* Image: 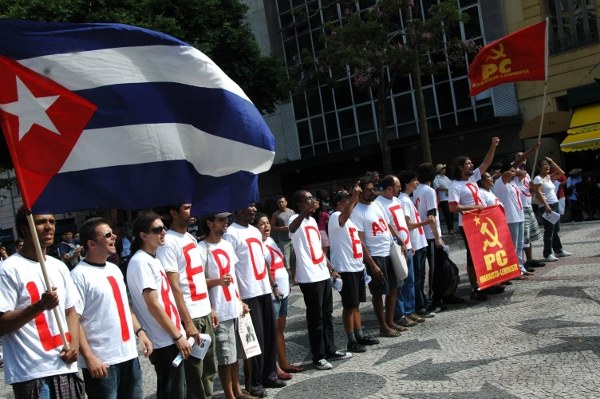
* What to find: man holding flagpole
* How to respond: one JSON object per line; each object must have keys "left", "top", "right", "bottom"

{"left": 0, "top": 207, "right": 84, "bottom": 398}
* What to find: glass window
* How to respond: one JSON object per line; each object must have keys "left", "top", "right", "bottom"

{"left": 452, "top": 78, "right": 471, "bottom": 110}
{"left": 334, "top": 81, "right": 353, "bottom": 109}
{"left": 297, "top": 33, "right": 312, "bottom": 53}
{"left": 436, "top": 81, "right": 454, "bottom": 115}
{"left": 301, "top": 146, "right": 314, "bottom": 158}
{"left": 328, "top": 139, "right": 341, "bottom": 152}
{"left": 338, "top": 108, "right": 357, "bottom": 136}
{"left": 297, "top": 120, "right": 312, "bottom": 146}
{"left": 283, "top": 38, "right": 298, "bottom": 65}
{"left": 342, "top": 135, "right": 359, "bottom": 149}
{"left": 278, "top": 0, "right": 291, "bottom": 13}
{"left": 292, "top": 92, "right": 308, "bottom": 119}
{"left": 462, "top": 6, "right": 482, "bottom": 39}
{"left": 360, "top": 131, "right": 378, "bottom": 145}
{"left": 423, "top": 87, "right": 437, "bottom": 117}
{"left": 306, "top": 87, "right": 322, "bottom": 116}
{"left": 311, "top": 116, "right": 326, "bottom": 142}
{"left": 353, "top": 86, "right": 371, "bottom": 105}
{"left": 321, "top": 86, "right": 335, "bottom": 112}
{"left": 324, "top": 112, "right": 340, "bottom": 140}
{"left": 314, "top": 143, "right": 329, "bottom": 156}
{"left": 394, "top": 93, "right": 415, "bottom": 123}
{"left": 356, "top": 104, "right": 375, "bottom": 132}
{"left": 545, "top": 0, "right": 599, "bottom": 53}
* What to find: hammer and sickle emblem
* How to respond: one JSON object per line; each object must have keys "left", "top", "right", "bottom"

{"left": 480, "top": 217, "right": 503, "bottom": 252}
{"left": 485, "top": 43, "right": 506, "bottom": 61}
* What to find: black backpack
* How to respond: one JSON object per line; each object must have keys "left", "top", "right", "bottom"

{"left": 433, "top": 246, "right": 460, "bottom": 297}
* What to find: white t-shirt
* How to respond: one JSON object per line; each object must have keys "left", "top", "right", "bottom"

{"left": 126, "top": 250, "right": 183, "bottom": 349}
{"left": 157, "top": 230, "right": 212, "bottom": 319}
{"left": 449, "top": 168, "right": 483, "bottom": 226}
{"left": 328, "top": 211, "right": 365, "bottom": 273}
{"left": 399, "top": 193, "right": 428, "bottom": 251}
{"left": 480, "top": 189, "right": 501, "bottom": 207}
{"left": 263, "top": 237, "right": 290, "bottom": 298}
{"left": 71, "top": 260, "right": 138, "bottom": 368}
{"left": 533, "top": 175, "right": 558, "bottom": 204}
{"left": 199, "top": 240, "right": 241, "bottom": 323}
{"left": 0, "top": 254, "right": 79, "bottom": 384}
{"left": 375, "top": 196, "right": 412, "bottom": 250}
{"left": 350, "top": 201, "right": 393, "bottom": 257}
{"left": 288, "top": 215, "right": 330, "bottom": 283}
{"left": 412, "top": 184, "right": 442, "bottom": 240}
{"left": 514, "top": 171, "right": 533, "bottom": 208}
{"left": 433, "top": 174, "right": 452, "bottom": 202}
{"left": 223, "top": 223, "right": 271, "bottom": 299}
{"left": 493, "top": 178, "right": 524, "bottom": 223}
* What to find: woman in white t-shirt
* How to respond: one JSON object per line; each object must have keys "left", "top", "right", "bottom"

{"left": 254, "top": 214, "right": 304, "bottom": 380}
{"left": 533, "top": 157, "right": 570, "bottom": 262}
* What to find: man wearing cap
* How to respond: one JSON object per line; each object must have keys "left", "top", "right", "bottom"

{"left": 329, "top": 185, "right": 380, "bottom": 353}
{"left": 433, "top": 164, "right": 454, "bottom": 235}
{"left": 157, "top": 204, "right": 217, "bottom": 399}
{"left": 224, "top": 205, "right": 283, "bottom": 397}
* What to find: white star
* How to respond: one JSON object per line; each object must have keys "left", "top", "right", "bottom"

{"left": 0, "top": 76, "right": 60, "bottom": 141}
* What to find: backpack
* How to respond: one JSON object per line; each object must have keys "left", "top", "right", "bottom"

{"left": 432, "top": 246, "right": 460, "bottom": 297}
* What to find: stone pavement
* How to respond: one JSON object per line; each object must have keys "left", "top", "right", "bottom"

{"left": 1, "top": 220, "right": 599, "bottom": 398}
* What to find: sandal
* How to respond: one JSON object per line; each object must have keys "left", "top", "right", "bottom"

{"left": 281, "top": 364, "right": 305, "bottom": 373}
{"left": 380, "top": 330, "right": 401, "bottom": 338}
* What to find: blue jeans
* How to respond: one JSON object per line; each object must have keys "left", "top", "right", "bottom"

{"left": 396, "top": 250, "right": 415, "bottom": 318}
{"left": 82, "top": 357, "right": 143, "bottom": 399}
{"left": 507, "top": 222, "right": 526, "bottom": 273}
{"left": 540, "top": 203, "right": 563, "bottom": 257}
{"left": 149, "top": 344, "right": 186, "bottom": 399}
{"left": 413, "top": 248, "right": 428, "bottom": 313}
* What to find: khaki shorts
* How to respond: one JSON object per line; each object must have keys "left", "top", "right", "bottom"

{"left": 214, "top": 318, "right": 244, "bottom": 365}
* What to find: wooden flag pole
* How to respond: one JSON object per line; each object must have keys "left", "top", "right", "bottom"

{"left": 530, "top": 17, "right": 550, "bottom": 177}
{"left": 25, "top": 213, "right": 69, "bottom": 349}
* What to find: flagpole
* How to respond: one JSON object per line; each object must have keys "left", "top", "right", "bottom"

{"left": 530, "top": 18, "right": 549, "bottom": 176}
{"left": 25, "top": 213, "right": 69, "bottom": 348}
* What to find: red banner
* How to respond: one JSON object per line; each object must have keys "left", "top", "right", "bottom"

{"left": 462, "top": 205, "right": 521, "bottom": 290}
{"left": 468, "top": 20, "right": 547, "bottom": 96}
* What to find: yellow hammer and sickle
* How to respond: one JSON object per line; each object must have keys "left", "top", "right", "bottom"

{"left": 480, "top": 217, "right": 503, "bottom": 252}
{"left": 485, "top": 43, "right": 506, "bottom": 62}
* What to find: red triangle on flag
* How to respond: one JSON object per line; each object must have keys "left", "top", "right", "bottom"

{"left": 0, "top": 56, "right": 97, "bottom": 209}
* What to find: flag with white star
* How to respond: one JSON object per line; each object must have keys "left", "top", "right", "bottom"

{"left": 0, "top": 19, "right": 275, "bottom": 214}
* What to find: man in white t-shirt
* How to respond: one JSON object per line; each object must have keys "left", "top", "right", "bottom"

{"left": 290, "top": 190, "right": 351, "bottom": 370}
{"left": 224, "top": 205, "right": 283, "bottom": 397}
{"left": 449, "top": 137, "right": 500, "bottom": 301}
{"left": 399, "top": 171, "right": 435, "bottom": 319}
{"left": 433, "top": 164, "right": 455, "bottom": 235}
{"left": 157, "top": 204, "right": 217, "bottom": 399}
{"left": 0, "top": 208, "right": 84, "bottom": 398}
{"left": 72, "top": 217, "right": 153, "bottom": 398}
{"left": 351, "top": 177, "right": 404, "bottom": 338}
{"left": 329, "top": 185, "right": 380, "bottom": 354}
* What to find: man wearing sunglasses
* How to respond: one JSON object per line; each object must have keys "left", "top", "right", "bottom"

{"left": 71, "top": 217, "right": 153, "bottom": 398}
{"left": 157, "top": 204, "right": 217, "bottom": 399}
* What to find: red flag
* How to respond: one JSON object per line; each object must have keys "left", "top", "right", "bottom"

{"left": 462, "top": 205, "right": 521, "bottom": 290}
{"left": 468, "top": 20, "right": 547, "bottom": 96}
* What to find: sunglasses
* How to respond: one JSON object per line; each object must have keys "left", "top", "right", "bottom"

{"left": 95, "top": 231, "right": 114, "bottom": 239}
{"left": 149, "top": 225, "right": 167, "bottom": 234}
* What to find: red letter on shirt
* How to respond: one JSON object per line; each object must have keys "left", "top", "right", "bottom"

{"left": 212, "top": 248, "right": 237, "bottom": 302}
{"left": 26, "top": 282, "right": 71, "bottom": 351}
{"left": 107, "top": 276, "right": 131, "bottom": 342}
{"left": 246, "top": 237, "right": 267, "bottom": 280}
{"left": 305, "top": 225, "right": 325, "bottom": 264}
{"left": 160, "top": 270, "right": 181, "bottom": 328}
{"left": 348, "top": 227, "right": 363, "bottom": 259}
{"left": 183, "top": 243, "right": 208, "bottom": 302}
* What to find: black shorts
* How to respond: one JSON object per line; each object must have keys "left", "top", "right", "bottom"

{"left": 366, "top": 256, "right": 397, "bottom": 296}
{"left": 339, "top": 271, "right": 366, "bottom": 308}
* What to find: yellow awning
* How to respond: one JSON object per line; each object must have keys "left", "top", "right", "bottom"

{"left": 561, "top": 104, "right": 600, "bottom": 152}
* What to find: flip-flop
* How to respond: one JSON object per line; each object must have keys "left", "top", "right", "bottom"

{"left": 391, "top": 324, "right": 408, "bottom": 332}
{"left": 380, "top": 330, "right": 401, "bottom": 338}
{"left": 281, "top": 364, "right": 305, "bottom": 373}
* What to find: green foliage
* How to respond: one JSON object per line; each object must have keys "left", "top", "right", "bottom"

{"left": 0, "top": 0, "right": 288, "bottom": 168}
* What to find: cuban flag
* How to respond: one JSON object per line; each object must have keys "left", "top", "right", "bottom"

{"left": 0, "top": 19, "right": 275, "bottom": 215}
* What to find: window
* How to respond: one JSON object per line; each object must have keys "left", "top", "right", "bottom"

{"left": 545, "top": 0, "right": 599, "bottom": 53}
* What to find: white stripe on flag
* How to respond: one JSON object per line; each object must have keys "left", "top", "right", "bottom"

{"left": 19, "top": 45, "right": 249, "bottom": 101}
{"left": 61, "top": 123, "right": 275, "bottom": 176}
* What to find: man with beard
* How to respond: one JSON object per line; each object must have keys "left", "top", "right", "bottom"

{"left": 157, "top": 204, "right": 217, "bottom": 399}
{"left": 224, "top": 205, "right": 283, "bottom": 398}
{"left": 449, "top": 137, "right": 500, "bottom": 301}
{"left": 351, "top": 177, "right": 403, "bottom": 338}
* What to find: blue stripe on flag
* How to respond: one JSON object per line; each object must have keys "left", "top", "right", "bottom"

{"left": 0, "top": 19, "right": 185, "bottom": 60}
{"left": 32, "top": 161, "right": 260, "bottom": 215}
{"left": 81, "top": 83, "right": 274, "bottom": 150}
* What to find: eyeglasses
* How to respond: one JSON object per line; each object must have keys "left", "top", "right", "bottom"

{"left": 148, "top": 226, "right": 167, "bottom": 234}
{"left": 95, "top": 231, "right": 114, "bottom": 240}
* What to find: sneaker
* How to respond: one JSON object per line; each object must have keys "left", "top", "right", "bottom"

{"left": 313, "top": 358, "right": 332, "bottom": 370}
{"left": 544, "top": 254, "right": 559, "bottom": 262}
{"left": 555, "top": 250, "right": 572, "bottom": 257}
{"left": 397, "top": 316, "right": 417, "bottom": 327}
{"left": 416, "top": 311, "right": 435, "bottom": 318}
{"left": 248, "top": 386, "right": 267, "bottom": 398}
{"left": 357, "top": 336, "right": 380, "bottom": 346}
{"left": 408, "top": 313, "right": 426, "bottom": 322}
{"left": 347, "top": 342, "right": 367, "bottom": 353}
{"left": 327, "top": 351, "right": 352, "bottom": 361}
{"left": 529, "top": 260, "right": 546, "bottom": 267}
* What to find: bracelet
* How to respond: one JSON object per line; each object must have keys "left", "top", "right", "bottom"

{"left": 134, "top": 327, "right": 146, "bottom": 337}
{"left": 174, "top": 334, "right": 183, "bottom": 341}
{"left": 272, "top": 283, "right": 278, "bottom": 288}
